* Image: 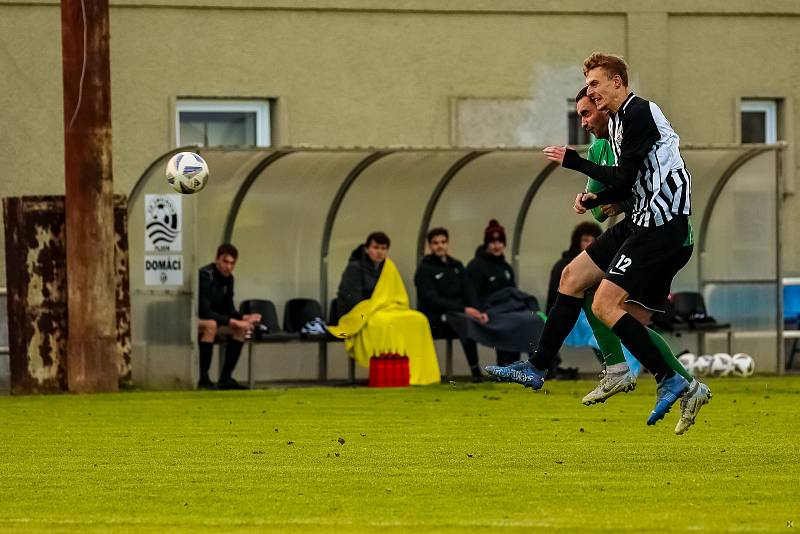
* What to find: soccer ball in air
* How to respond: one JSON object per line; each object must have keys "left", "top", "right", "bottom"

{"left": 731, "top": 353, "right": 755, "bottom": 377}
{"left": 166, "top": 152, "right": 208, "bottom": 194}
{"left": 710, "top": 353, "right": 734, "bottom": 377}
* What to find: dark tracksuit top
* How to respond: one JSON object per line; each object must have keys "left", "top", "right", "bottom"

{"left": 414, "top": 253, "right": 479, "bottom": 325}
{"left": 336, "top": 245, "right": 384, "bottom": 316}
{"left": 466, "top": 245, "right": 516, "bottom": 309}
{"left": 198, "top": 263, "right": 242, "bottom": 326}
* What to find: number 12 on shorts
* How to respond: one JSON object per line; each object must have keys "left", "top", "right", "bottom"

{"left": 614, "top": 254, "right": 632, "bottom": 273}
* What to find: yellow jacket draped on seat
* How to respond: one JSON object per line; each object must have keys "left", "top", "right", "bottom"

{"left": 327, "top": 258, "right": 441, "bottom": 385}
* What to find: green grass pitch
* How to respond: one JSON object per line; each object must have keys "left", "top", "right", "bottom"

{"left": 1, "top": 377, "right": 798, "bottom": 532}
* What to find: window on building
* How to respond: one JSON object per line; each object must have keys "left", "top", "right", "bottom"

{"left": 741, "top": 100, "right": 777, "bottom": 144}
{"left": 176, "top": 99, "right": 272, "bottom": 147}
{"left": 567, "top": 100, "right": 592, "bottom": 146}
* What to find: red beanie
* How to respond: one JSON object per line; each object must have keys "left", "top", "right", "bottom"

{"left": 484, "top": 219, "right": 506, "bottom": 245}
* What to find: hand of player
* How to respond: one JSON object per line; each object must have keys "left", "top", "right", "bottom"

{"left": 601, "top": 203, "right": 622, "bottom": 217}
{"left": 574, "top": 192, "right": 596, "bottom": 214}
{"left": 230, "top": 318, "right": 253, "bottom": 331}
{"left": 242, "top": 313, "right": 262, "bottom": 324}
{"left": 543, "top": 146, "right": 568, "bottom": 165}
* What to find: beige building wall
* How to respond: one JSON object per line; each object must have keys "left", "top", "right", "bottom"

{"left": 1, "top": 1, "right": 799, "bottom": 288}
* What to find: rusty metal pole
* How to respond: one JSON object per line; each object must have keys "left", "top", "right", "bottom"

{"left": 61, "top": 0, "right": 118, "bottom": 392}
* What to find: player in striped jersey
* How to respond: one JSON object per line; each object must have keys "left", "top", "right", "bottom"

{"left": 487, "top": 53, "right": 710, "bottom": 432}
{"left": 572, "top": 85, "right": 709, "bottom": 434}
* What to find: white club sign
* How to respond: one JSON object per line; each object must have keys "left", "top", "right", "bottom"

{"left": 144, "top": 194, "right": 183, "bottom": 286}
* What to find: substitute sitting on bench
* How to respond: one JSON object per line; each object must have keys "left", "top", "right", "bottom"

{"left": 197, "top": 243, "right": 261, "bottom": 390}
{"left": 328, "top": 232, "right": 440, "bottom": 385}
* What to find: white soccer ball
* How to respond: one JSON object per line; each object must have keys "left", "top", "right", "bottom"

{"left": 710, "top": 353, "right": 734, "bottom": 377}
{"left": 678, "top": 353, "right": 696, "bottom": 373}
{"left": 731, "top": 353, "right": 755, "bottom": 377}
{"left": 693, "top": 354, "right": 713, "bottom": 376}
{"left": 166, "top": 152, "right": 208, "bottom": 194}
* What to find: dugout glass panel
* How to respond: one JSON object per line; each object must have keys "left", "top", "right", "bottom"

{"left": 425, "top": 151, "right": 549, "bottom": 300}
{"left": 704, "top": 282, "right": 778, "bottom": 372}
{"left": 675, "top": 149, "right": 747, "bottom": 289}
{"left": 128, "top": 148, "right": 268, "bottom": 386}
{"left": 515, "top": 163, "right": 591, "bottom": 303}
{"left": 230, "top": 150, "right": 368, "bottom": 312}
{"left": 700, "top": 151, "right": 777, "bottom": 282}
{"left": 325, "top": 151, "right": 466, "bottom": 309}
{"left": 227, "top": 150, "right": 374, "bottom": 382}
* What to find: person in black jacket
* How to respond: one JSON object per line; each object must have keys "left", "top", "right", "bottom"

{"left": 197, "top": 243, "right": 261, "bottom": 390}
{"left": 466, "top": 219, "right": 520, "bottom": 366}
{"left": 546, "top": 222, "right": 602, "bottom": 313}
{"left": 415, "top": 227, "right": 488, "bottom": 382}
{"left": 336, "top": 231, "right": 390, "bottom": 316}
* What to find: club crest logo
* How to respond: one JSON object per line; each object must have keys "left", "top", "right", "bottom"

{"left": 145, "top": 194, "right": 182, "bottom": 252}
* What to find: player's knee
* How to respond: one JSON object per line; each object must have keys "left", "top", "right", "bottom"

{"left": 623, "top": 302, "right": 652, "bottom": 326}
{"left": 591, "top": 297, "right": 618, "bottom": 327}
{"left": 199, "top": 321, "right": 217, "bottom": 338}
{"left": 558, "top": 264, "right": 579, "bottom": 295}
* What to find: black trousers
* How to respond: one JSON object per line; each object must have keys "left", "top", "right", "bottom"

{"left": 430, "top": 320, "right": 480, "bottom": 370}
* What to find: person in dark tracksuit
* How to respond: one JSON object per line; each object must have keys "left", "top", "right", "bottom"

{"left": 415, "top": 227, "right": 488, "bottom": 382}
{"left": 336, "top": 231, "right": 390, "bottom": 317}
{"left": 466, "top": 219, "right": 520, "bottom": 367}
{"left": 197, "top": 243, "right": 261, "bottom": 390}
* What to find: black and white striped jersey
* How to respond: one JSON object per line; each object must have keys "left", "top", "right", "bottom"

{"left": 562, "top": 92, "right": 691, "bottom": 227}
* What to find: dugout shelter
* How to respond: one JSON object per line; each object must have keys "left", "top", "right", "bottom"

{"left": 128, "top": 145, "right": 785, "bottom": 388}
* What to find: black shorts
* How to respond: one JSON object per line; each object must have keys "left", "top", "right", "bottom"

{"left": 585, "top": 216, "right": 693, "bottom": 313}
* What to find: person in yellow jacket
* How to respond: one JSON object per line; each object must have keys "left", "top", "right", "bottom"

{"left": 328, "top": 233, "right": 441, "bottom": 385}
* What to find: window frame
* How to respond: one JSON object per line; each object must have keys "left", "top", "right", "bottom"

{"left": 567, "top": 99, "right": 593, "bottom": 146}
{"left": 740, "top": 99, "right": 777, "bottom": 144}
{"left": 175, "top": 99, "right": 271, "bottom": 147}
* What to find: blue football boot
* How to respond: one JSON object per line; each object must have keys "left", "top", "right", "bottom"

{"left": 484, "top": 360, "right": 546, "bottom": 390}
{"left": 647, "top": 373, "right": 690, "bottom": 426}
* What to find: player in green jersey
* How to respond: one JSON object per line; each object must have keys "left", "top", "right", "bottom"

{"left": 573, "top": 86, "right": 707, "bottom": 434}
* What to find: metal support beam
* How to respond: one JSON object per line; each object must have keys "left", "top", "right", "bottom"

{"left": 511, "top": 162, "right": 558, "bottom": 273}
{"left": 319, "top": 151, "right": 393, "bottom": 314}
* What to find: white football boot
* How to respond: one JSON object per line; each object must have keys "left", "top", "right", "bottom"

{"left": 582, "top": 369, "right": 637, "bottom": 405}
{"left": 675, "top": 379, "right": 712, "bottom": 435}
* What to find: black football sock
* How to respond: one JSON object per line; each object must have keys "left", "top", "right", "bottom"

{"left": 611, "top": 313, "right": 674, "bottom": 383}
{"left": 529, "top": 292, "right": 584, "bottom": 371}
{"left": 199, "top": 342, "right": 214, "bottom": 379}
{"left": 220, "top": 340, "right": 243, "bottom": 381}
{"left": 496, "top": 350, "right": 519, "bottom": 367}
{"left": 462, "top": 339, "right": 480, "bottom": 369}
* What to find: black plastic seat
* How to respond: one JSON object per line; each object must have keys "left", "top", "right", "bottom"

{"left": 653, "top": 291, "right": 733, "bottom": 355}
{"left": 671, "top": 292, "right": 731, "bottom": 331}
{"left": 239, "top": 299, "right": 299, "bottom": 342}
{"left": 284, "top": 298, "right": 327, "bottom": 340}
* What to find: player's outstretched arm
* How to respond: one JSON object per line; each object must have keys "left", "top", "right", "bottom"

{"left": 580, "top": 187, "right": 633, "bottom": 209}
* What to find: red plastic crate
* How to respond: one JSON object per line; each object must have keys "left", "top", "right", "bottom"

{"left": 369, "top": 354, "right": 410, "bottom": 387}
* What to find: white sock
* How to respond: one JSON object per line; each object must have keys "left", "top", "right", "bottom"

{"left": 606, "top": 362, "right": 630, "bottom": 374}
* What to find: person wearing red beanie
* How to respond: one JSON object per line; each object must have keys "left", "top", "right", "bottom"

{"left": 467, "top": 219, "right": 519, "bottom": 366}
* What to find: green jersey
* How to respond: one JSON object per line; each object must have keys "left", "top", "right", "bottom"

{"left": 584, "top": 138, "right": 693, "bottom": 246}
{"left": 585, "top": 139, "right": 630, "bottom": 222}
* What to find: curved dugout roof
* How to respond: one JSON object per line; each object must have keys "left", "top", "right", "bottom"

{"left": 128, "top": 144, "right": 786, "bottom": 371}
